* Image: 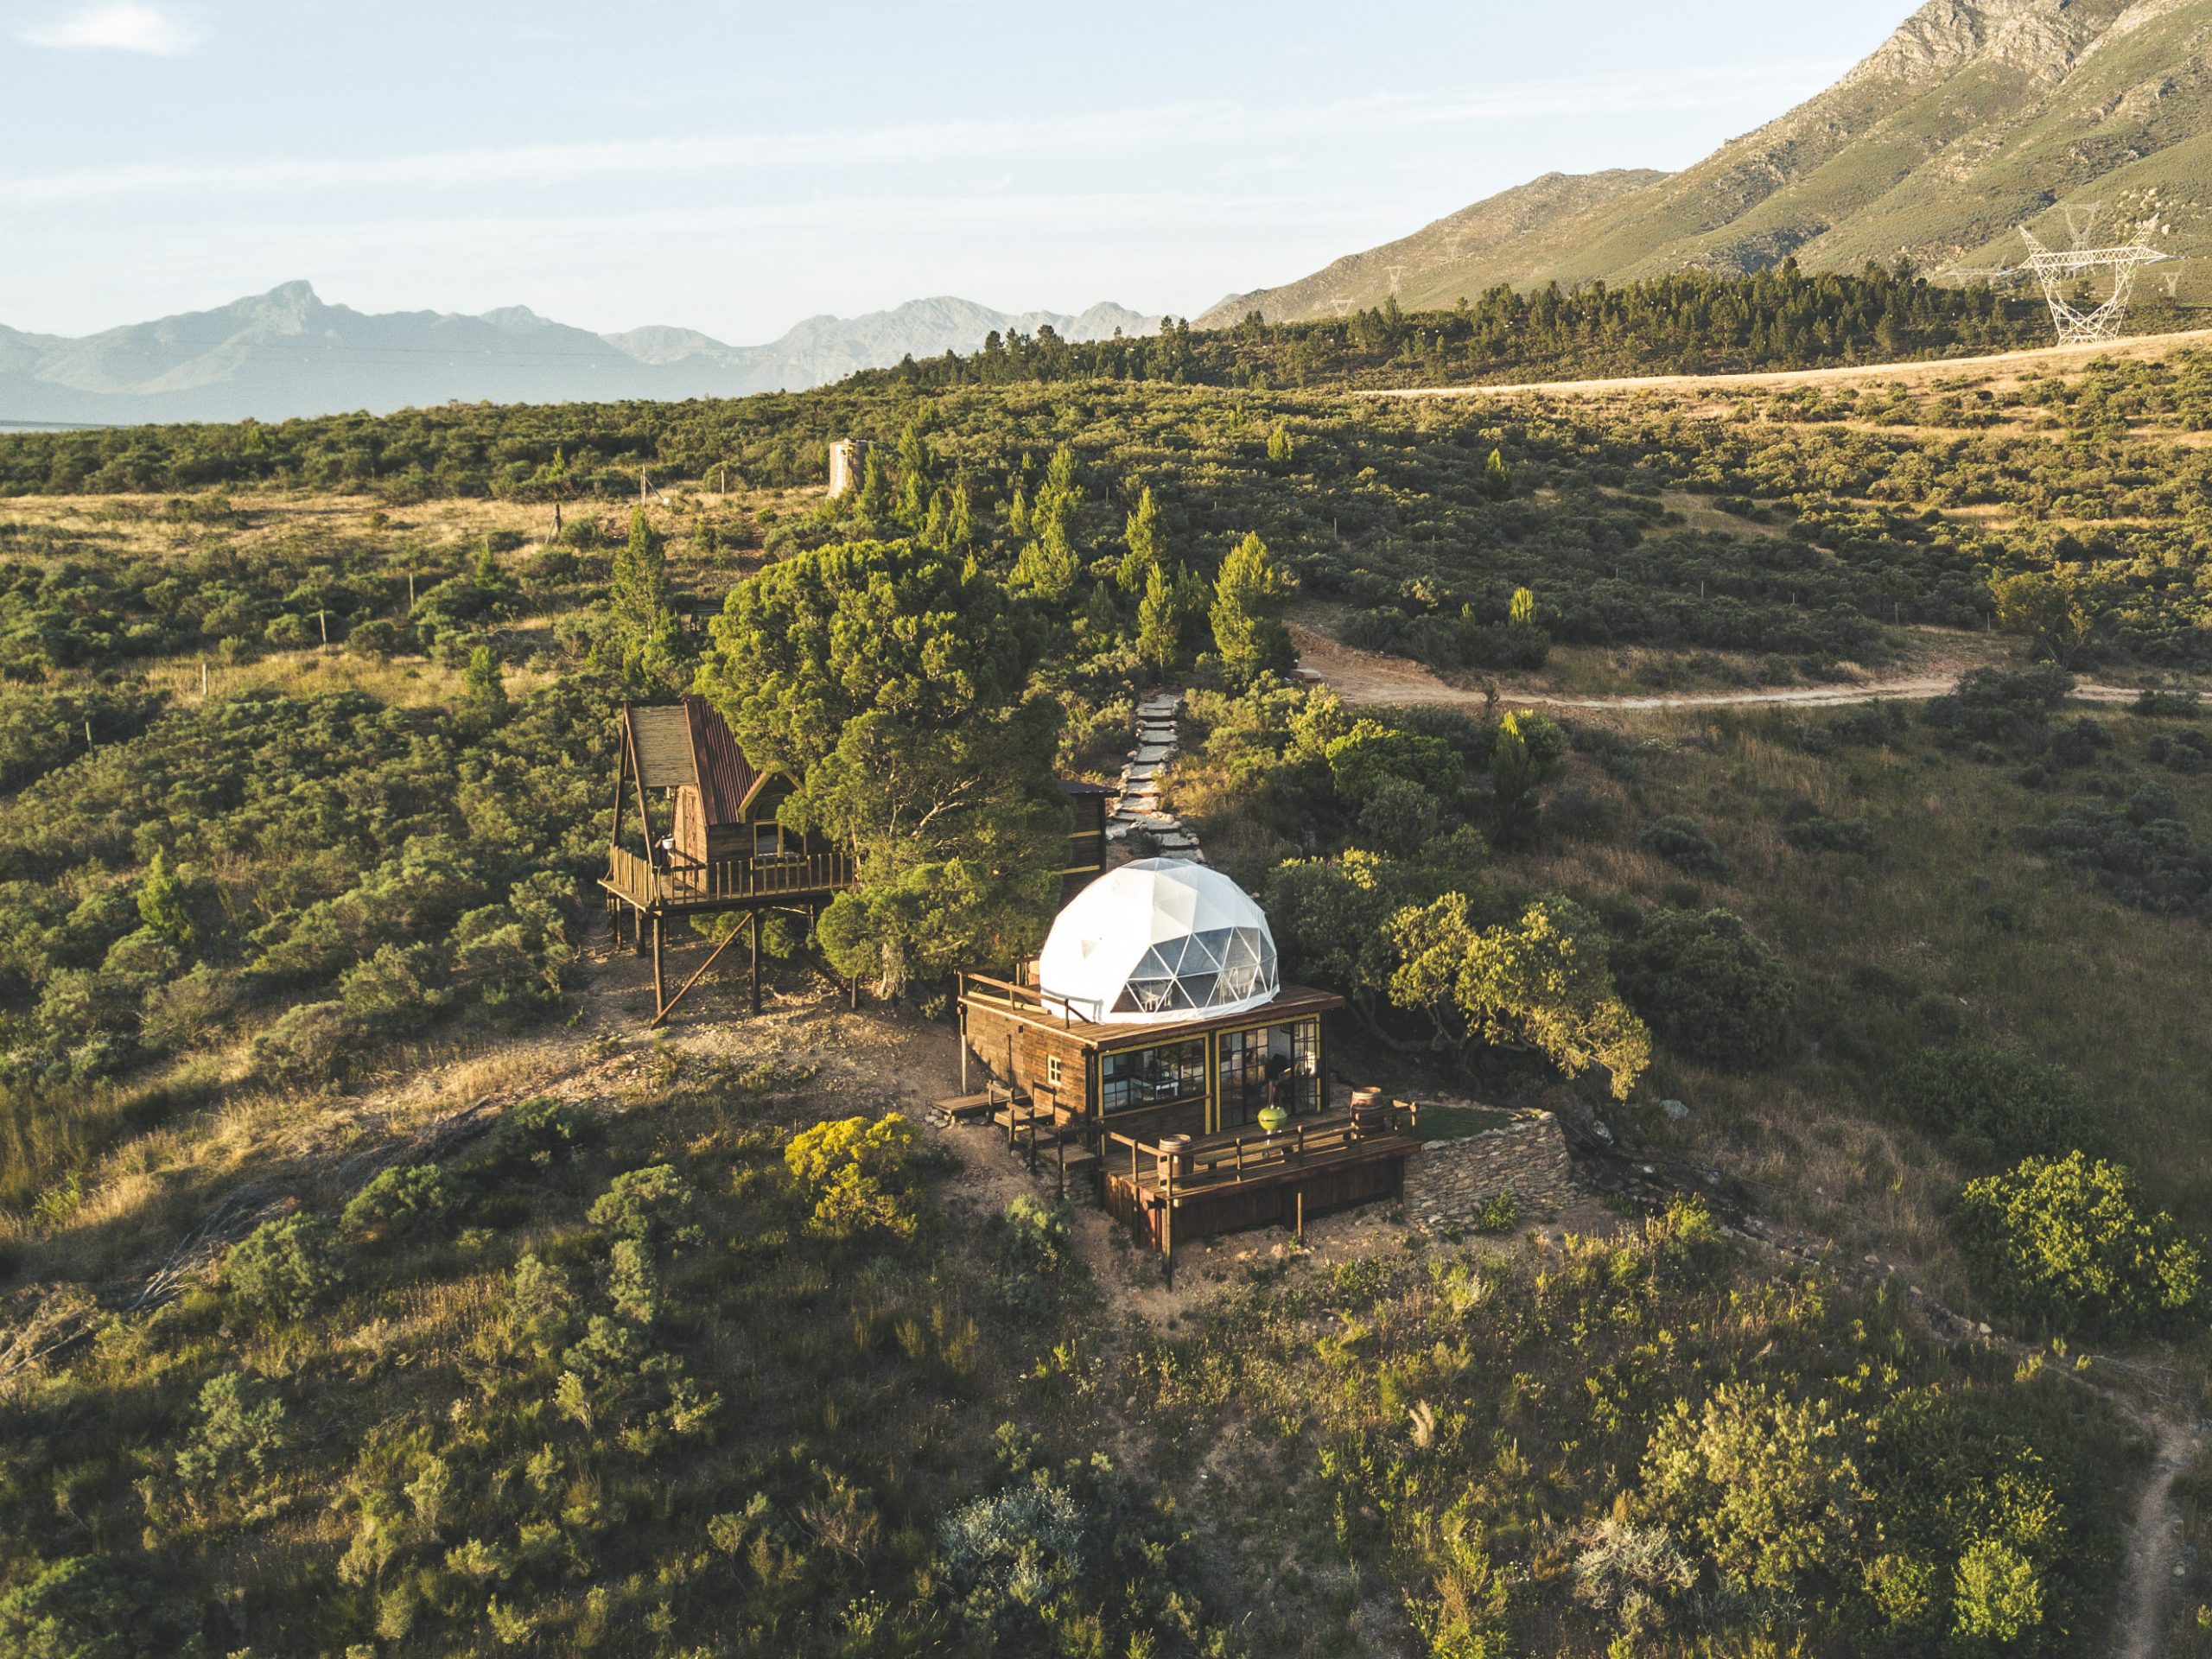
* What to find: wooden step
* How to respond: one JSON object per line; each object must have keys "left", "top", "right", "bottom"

{"left": 932, "top": 1091, "right": 999, "bottom": 1122}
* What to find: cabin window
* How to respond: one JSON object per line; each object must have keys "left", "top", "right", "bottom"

{"left": 1217, "top": 1020, "right": 1319, "bottom": 1128}
{"left": 1100, "top": 1039, "right": 1207, "bottom": 1114}
{"left": 753, "top": 823, "right": 781, "bottom": 858}
{"left": 1046, "top": 1055, "right": 1062, "bottom": 1089}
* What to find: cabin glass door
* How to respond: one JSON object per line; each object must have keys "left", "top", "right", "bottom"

{"left": 1217, "top": 1020, "right": 1320, "bottom": 1128}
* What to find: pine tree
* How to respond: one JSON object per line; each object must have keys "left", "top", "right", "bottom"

{"left": 1510, "top": 587, "right": 1537, "bottom": 629}
{"left": 1267, "top": 422, "right": 1294, "bottom": 467}
{"left": 1137, "top": 561, "right": 1182, "bottom": 674}
{"left": 855, "top": 454, "right": 890, "bottom": 520}
{"left": 463, "top": 645, "right": 508, "bottom": 717}
{"left": 1209, "top": 531, "right": 1294, "bottom": 683}
{"left": 608, "top": 508, "right": 680, "bottom": 691}
{"left": 1119, "top": 486, "right": 1164, "bottom": 594}
{"left": 1484, "top": 449, "right": 1514, "bottom": 502}
{"left": 137, "top": 848, "right": 195, "bottom": 946}
{"left": 1080, "top": 581, "right": 1120, "bottom": 643}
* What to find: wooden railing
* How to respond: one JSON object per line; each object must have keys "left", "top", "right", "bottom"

{"left": 604, "top": 844, "right": 855, "bottom": 910}
{"left": 1102, "top": 1100, "right": 1420, "bottom": 1199}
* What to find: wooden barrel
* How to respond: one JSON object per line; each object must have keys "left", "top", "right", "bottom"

{"left": 1351, "top": 1096, "right": 1389, "bottom": 1138}
{"left": 1155, "top": 1135, "right": 1192, "bottom": 1182}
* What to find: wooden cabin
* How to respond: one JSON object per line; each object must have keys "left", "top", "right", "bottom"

{"left": 954, "top": 860, "right": 1420, "bottom": 1265}
{"left": 601, "top": 699, "right": 1109, "bottom": 1024}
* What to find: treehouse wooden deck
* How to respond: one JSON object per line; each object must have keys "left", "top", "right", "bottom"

{"left": 1103, "top": 1106, "right": 1422, "bottom": 1274}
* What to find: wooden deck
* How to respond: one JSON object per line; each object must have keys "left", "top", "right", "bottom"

{"left": 1102, "top": 1105, "right": 1422, "bottom": 1262}
{"left": 601, "top": 843, "right": 855, "bottom": 914}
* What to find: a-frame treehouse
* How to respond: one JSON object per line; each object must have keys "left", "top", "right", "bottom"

{"left": 600, "top": 697, "right": 1112, "bottom": 1026}
{"left": 601, "top": 698, "right": 854, "bottom": 1023}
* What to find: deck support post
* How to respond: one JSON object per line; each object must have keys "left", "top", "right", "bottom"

{"left": 749, "top": 911, "right": 761, "bottom": 1015}
{"left": 651, "top": 916, "right": 664, "bottom": 1010}
{"left": 1294, "top": 1189, "right": 1305, "bottom": 1243}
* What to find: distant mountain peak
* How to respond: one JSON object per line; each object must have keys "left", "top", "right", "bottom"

{"left": 0, "top": 289, "right": 1160, "bottom": 424}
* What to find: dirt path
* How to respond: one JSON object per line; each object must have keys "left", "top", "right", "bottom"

{"left": 2114, "top": 1410, "right": 2198, "bottom": 1659}
{"left": 1287, "top": 621, "right": 2143, "bottom": 713}
{"left": 1357, "top": 326, "right": 2212, "bottom": 402}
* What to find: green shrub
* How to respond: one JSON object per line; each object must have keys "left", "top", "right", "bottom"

{"left": 1637, "top": 817, "right": 1727, "bottom": 879}
{"left": 587, "top": 1164, "right": 693, "bottom": 1243}
{"left": 1889, "top": 1044, "right": 2101, "bottom": 1165}
{"left": 1952, "top": 1151, "right": 2206, "bottom": 1336}
{"left": 1782, "top": 815, "right": 1876, "bottom": 856}
{"left": 175, "top": 1372, "right": 290, "bottom": 1495}
{"left": 342, "top": 1164, "right": 458, "bottom": 1239}
{"left": 224, "top": 1213, "right": 342, "bottom": 1320}
{"left": 0, "top": 1556, "right": 183, "bottom": 1659}
{"left": 1614, "top": 908, "right": 1793, "bottom": 1067}
{"left": 485, "top": 1095, "right": 592, "bottom": 1167}
{"left": 1639, "top": 1382, "right": 1864, "bottom": 1597}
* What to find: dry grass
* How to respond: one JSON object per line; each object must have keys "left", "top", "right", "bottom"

{"left": 1528, "top": 709, "right": 2212, "bottom": 1248}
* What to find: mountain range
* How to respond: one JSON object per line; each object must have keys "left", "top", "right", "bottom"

{"left": 0, "top": 286, "right": 1160, "bottom": 426}
{"left": 1202, "top": 0, "right": 2212, "bottom": 324}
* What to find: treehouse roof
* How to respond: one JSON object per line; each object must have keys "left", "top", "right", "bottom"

{"left": 1036, "top": 858, "right": 1281, "bottom": 1027}
{"left": 623, "top": 698, "right": 766, "bottom": 826}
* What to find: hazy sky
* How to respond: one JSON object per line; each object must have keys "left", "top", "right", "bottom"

{"left": 1, "top": 0, "right": 1920, "bottom": 341}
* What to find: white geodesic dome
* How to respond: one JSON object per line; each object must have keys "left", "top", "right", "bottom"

{"left": 1037, "top": 858, "right": 1280, "bottom": 1026}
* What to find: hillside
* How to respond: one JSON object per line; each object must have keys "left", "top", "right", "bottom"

{"left": 7, "top": 340, "right": 2212, "bottom": 1652}
{"left": 1195, "top": 168, "right": 1665, "bottom": 328}
{"left": 0, "top": 285, "right": 1160, "bottom": 425}
{"left": 1215, "top": 0, "right": 2212, "bottom": 321}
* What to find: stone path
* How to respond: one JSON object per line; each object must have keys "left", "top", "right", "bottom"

{"left": 1107, "top": 690, "right": 1204, "bottom": 862}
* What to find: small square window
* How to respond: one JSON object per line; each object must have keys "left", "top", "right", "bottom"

{"left": 753, "top": 823, "right": 780, "bottom": 857}
{"left": 1047, "top": 1055, "right": 1063, "bottom": 1088}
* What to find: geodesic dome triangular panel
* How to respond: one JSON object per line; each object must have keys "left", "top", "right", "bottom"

{"left": 1036, "top": 858, "right": 1281, "bottom": 1026}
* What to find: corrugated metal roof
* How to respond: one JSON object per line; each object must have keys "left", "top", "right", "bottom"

{"left": 682, "top": 696, "right": 762, "bottom": 825}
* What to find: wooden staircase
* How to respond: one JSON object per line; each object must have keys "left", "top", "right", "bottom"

{"left": 934, "top": 1085, "right": 1099, "bottom": 1201}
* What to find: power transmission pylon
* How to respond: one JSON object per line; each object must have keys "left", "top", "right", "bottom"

{"left": 1384, "top": 264, "right": 1408, "bottom": 297}
{"left": 1327, "top": 297, "right": 1356, "bottom": 318}
{"left": 2161, "top": 258, "right": 2189, "bottom": 300}
{"left": 2018, "top": 215, "right": 2168, "bottom": 346}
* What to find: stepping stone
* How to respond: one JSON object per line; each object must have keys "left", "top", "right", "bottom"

{"left": 1134, "top": 745, "right": 1173, "bottom": 765}
{"left": 1124, "top": 763, "right": 1160, "bottom": 782}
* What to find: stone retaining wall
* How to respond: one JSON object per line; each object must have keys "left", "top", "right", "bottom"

{"left": 1404, "top": 1110, "right": 1580, "bottom": 1229}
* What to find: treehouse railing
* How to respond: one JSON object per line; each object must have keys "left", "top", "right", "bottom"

{"left": 604, "top": 844, "right": 855, "bottom": 910}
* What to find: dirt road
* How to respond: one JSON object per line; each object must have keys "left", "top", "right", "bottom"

{"left": 1358, "top": 326, "right": 2212, "bottom": 402}
{"left": 1288, "top": 622, "right": 2141, "bottom": 713}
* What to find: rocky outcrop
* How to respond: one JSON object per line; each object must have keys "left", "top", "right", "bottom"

{"left": 1404, "top": 1110, "right": 1580, "bottom": 1230}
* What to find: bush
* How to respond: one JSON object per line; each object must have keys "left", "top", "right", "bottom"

{"left": 1923, "top": 666, "right": 2074, "bottom": 751}
{"left": 346, "top": 616, "right": 410, "bottom": 658}
{"left": 1639, "top": 1382, "right": 1864, "bottom": 1598}
{"left": 1889, "top": 1044, "right": 2101, "bottom": 1166}
{"left": 587, "top": 1164, "right": 693, "bottom": 1243}
{"left": 175, "top": 1371, "right": 290, "bottom": 1495}
{"left": 247, "top": 1000, "right": 369, "bottom": 1085}
{"left": 1782, "top": 815, "right": 1877, "bottom": 856}
{"left": 1614, "top": 908, "right": 1793, "bottom": 1067}
{"left": 342, "top": 1163, "right": 458, "bottom": 1239}
{"left": 0, "top": 1556, "right": 184, "bottom": 1659}
{"left": 785, "top": 1114, "right": 918, "bottom": 1241}
{"left": 1638, "top": 817, "right": 1728, "bottom": 879}
{"left": 1952, "top": 1151, "right": 2206, "bottom": 1336}
{"left": 486, "top": 1095, "right": 592, "bottom": 1167}
{"left": 224, "top": 1213, "right": 342, "bottom": 1320}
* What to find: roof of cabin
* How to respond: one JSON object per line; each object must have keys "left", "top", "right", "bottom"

{"left": 684, "top": 697, "right": 763, "bottom": 825}
{"left": 625, "top": 699, "right": 766, "bottom": 826}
